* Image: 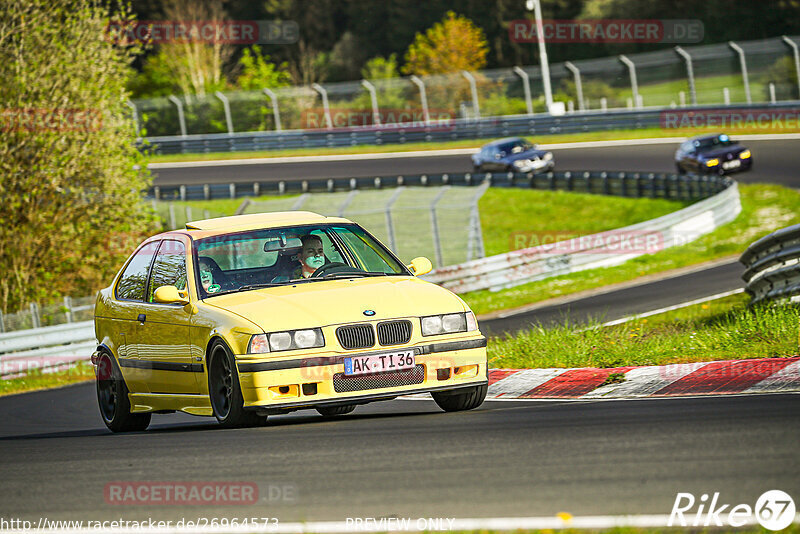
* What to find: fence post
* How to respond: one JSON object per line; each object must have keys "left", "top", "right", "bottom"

{"left": 674, "top": 46, "right": 697, "bottom": 106}
{"left": 429, "top": 187, "right": 450, "bottom": 268}
{"left": 126, "top": 99, "right": 141, "bottom": 138}
{"left": 723, "top": 87, "right": 730, "bottom": 105}
{"left": 167, "top": 95, "right": 188, "bottom": 137}
{"left": 512, "top": 66, "right": 533, "bottom": 115}
{"left": 384, "top": 187, "right": 405, "bottom": 252}
{"left": 64, "top": 296, "right": 73, "bottom": 323}
{"left": 409, "top": 75, "right": 430, "bottom": 124}
{"left": 361, "top": 80, "right": 381, "bottom": 125}
{"left": 782, "top": 36, "right": 800, "bottom": 99}
{"left": 214, "top": 91, "right": 235, "bottom": 134}
{"left": 769, "top": 82, "right": 776, "bottom": 103}
{"left": 168, "top": 203, "right": 176, "bottom": 229}
{"left": 619, "top": 55, "right": 640, "bottom": 109}
{"left": 461, "top": 71, "right": 481, "bottom": 119}
{"left": 564, "top": 61, "right": 584, "bottom": 111}
{"left": 262, "top": 88, "right": 282, "bottom": 131}
{"left": 30, "top": 303, "right": 40, "bottom": 329}
{"left": 728, "top": 41, "right": 751, "bottom": 104}
{"left": 311, "top": 83, "right": 333, "bottom": 129}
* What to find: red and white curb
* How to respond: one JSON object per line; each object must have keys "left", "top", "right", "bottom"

{"left": 486, "top": 357, "right": 800, "bottom": 399}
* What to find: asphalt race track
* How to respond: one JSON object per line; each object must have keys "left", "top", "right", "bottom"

{"left": 151, "top": 138, "right": 800, "bottom": 188}
{"left": 1, "top": 384, "right": 798, "bottom": 522}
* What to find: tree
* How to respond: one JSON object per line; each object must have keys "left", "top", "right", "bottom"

{"left": 236, "top": 46, "right": 292, "bottom": 90}
{"left": 402, "top": 11, "right": 489, "bottom": 75}
{"left": 0, "top": 0, "right": 155, "bottom": 312}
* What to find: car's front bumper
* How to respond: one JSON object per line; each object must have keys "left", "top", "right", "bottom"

{"left": 236, "top": 337, "right": 488, "bottom": 412}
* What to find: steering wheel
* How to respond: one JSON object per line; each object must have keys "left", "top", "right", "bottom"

{"left": 310, "top": 262, "right": 354, "bottom": 278}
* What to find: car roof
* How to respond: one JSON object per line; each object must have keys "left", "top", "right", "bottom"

{"left": 687, "top": 133, "right": 726, "bottom": 141}
{"left": 483, "top": 137, "right": 526, "bottom": 147}
{"left": 152, "top": 211, "right": 354, "bottom": 240}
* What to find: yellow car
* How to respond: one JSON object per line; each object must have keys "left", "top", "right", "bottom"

{"left": 92, "top": 211, "right": 488, "bottom": 432}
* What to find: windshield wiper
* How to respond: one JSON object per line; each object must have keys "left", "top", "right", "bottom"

{"left": 236, "top": 283, "right": 285, "bottom": 291}
{"left": 320, "top": 272, "right": 392, "bottom": 279}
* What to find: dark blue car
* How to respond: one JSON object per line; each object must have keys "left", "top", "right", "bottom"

{"left": 674, "top": 133, "right": 752, "bottom": 175}
{"left": 471, "top": 137, "right": 555, "bottom": 174}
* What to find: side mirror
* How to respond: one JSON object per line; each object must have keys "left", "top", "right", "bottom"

{"left": 153, "top": 285, "right": 190, "bottom": 305}
{"left": 407, "top": 257, "right": 432, "bottom": 276}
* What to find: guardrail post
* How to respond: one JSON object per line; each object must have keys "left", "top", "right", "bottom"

{"left": 262, "top": 88, "right": 282, "bottom": 131}
{"left": 728, "top": 41, "right": 751, "bottom": 104}
{"left": 674, "top": 46, "right": 698, "bottom": 106}
{"left": 619, "top": 55, "right": 640, "bottom": 109}
{"left": 723, "top": 87, "right": 731, "bottom": 105}
{"left": 429, "top": 187, "right": 450, "bottom": 268}
{"left": 214, "top": 91, "right": 235, "bottom": 135}
{"left": 619, "top": 172, "right": 627, "bottom": 196}
{"left": 203, "top": 184, "right": 210, "bottom": 200}
{"left": 679, "top": 91, "right": 686, "bottom": 107}
{"left": 154, "top": 186, "right": 161, "bottom": 200}
{"left": 769, "top": 82, "right": 776, "bottom": 103}
{"left": 179, "top": 185, "right": 186, "bottom": 201}
{"left": 512, "top": 66, "right": 533, "bottom": 115}
{"left": 30, "top": 303, "right": 40, "bottom": 329}
{"left": 564, "top": 61, "right": 584, "bottom": 111}
{"left": 600, "top": 97, "right": 607, "bottom": 111}
{"left": 126, "top": 99, "right": 141, "bottom": 138}
{"left": 167, "top": 95, "right": 188, "bottom": 137}
{"left": 384, "top": 187, "right": 405, "bottom": 252}
{"left": 229, "top": 183, "right": 236, "bottom": 199}
{"left": 461, "top": 71, "right": 481, "bottom": 120}
{"left": 361, "top": 80, "right": 381, "bottom": 125}
{"left": 409, "top": 75, "right": 430, "bottom": 125}
{"left": 311, "top": 83, "right": 333, "bottom": 129}
{"left": 782, "top": 36, "right": 800, "bottom": 99}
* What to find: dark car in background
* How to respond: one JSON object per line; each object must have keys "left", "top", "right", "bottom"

{"left": 472, "top": 137, "right": 555, "bottom": 174}
{"left": 674, "top": 133, "right": 752, "bottom": 175}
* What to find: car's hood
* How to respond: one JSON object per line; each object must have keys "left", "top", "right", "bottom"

{"left": 699, "top": 145, "right": 744, "bottom": 159}
{"left": 203, "top": 276, "right": 467, "bottom": 332}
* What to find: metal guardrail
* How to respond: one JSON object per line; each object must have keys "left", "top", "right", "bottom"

{"left": 740, "top": 224, "right": 800, "bottom": 305}
{"left": 142, "top": 101, "right": 800, "bottom": 155}
{"left": 422, "top": 178, "right": 740, "bottom": 293}
{"left": 0, "top": 321, "right": 95, "bottom": 378}
{"left": 151, "top": 168, "right": 731, "bottom": 201}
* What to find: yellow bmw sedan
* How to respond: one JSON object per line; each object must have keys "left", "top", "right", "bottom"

{"left": 92, "top": 211, "right": 488, "bottom": 432}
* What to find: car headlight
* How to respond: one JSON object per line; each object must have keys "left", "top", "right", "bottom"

{"left": 739, "top": 149, "right": 751, "bottom": 159}
{"left": 248, "top": 328, "right": 325, "bottom": 354}
{"left": 543, "top": 151, "right": 553, "bottom": 161}
{"left": 706, "top": 158, "right": 719, "bottom": 167}
{"left": 421, "top": 312, "right": 478, "bottom": 336}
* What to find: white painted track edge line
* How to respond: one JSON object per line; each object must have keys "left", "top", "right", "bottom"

{"left": 599, "top": 288, "right": 745, "bottom": 327}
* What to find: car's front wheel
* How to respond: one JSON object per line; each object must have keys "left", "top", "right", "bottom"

{"left": 96, "top": 353, "right": 151, "bottom": 432}
{"left": 316, "top": 404, "right": 356, "bottom": 417}
{"left": 208, "top": 341, "right": 262, "bottom": 428}
{"left": 432, "top": 383, "right": 487, "bottom": 412}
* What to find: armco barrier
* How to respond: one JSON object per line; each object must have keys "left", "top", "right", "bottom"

{"left": 0, "top": 321, "right": 95, "bottom": 378}
{"left": 142, "top": 101, "right": 800, "bottom": 155}
{"left": 422, "top": 180, "right": 741, "bottom": 293}
{"left": 740, "top": 223, "right": 800, "bottom": 305}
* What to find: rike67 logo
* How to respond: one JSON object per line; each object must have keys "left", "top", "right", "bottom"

{"left": 669, "top": 490, "right": 796, "bottom": 530}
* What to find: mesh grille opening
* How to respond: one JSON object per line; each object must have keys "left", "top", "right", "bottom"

{"left": 333, "top": 364, "right": 425, "bottom": 393}
{"left": 336, "top": 324, "right": 375, "bottom": 350}
{"left": 377, "top": 320, "right": 413, "bottom": 346}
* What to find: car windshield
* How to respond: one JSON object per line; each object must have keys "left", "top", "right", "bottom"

{"left": 695, "top": 135, "right": 734, "bottom": 150}
{"left": 193, "top": 223, "right": 409, "bottom": 297}
{"left": 498, "top": 139, "right": 533, "bottom": 155}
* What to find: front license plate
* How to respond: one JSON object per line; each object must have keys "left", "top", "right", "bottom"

{"left": 344, "top": 351, "right": 415, "bottom": 376}
{"left": 722, "top": 159, "right": 741, "bottom": 170}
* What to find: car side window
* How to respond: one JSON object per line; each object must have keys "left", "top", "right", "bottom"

{"left": 116, "top": 241, "right": 160, "bottom": 301}
{"left": 147, "top": 240, "right": 187, "bottom": 303}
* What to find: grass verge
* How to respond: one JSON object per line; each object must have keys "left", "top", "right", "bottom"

{"left": 145, "top": 125, "right": 799, "bottom": 164}
{"left": 487, "top": 293, "right": 799, "bottom": 369}
{"left": 465, "top": 183, "right": 800, "bottom": 317}
{"left": 0, "top": 361, "right": 94, "bottom": 397}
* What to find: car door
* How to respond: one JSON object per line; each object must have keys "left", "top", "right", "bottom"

{"left": 135, "top": 238, "right": 200, "bottom": 394}
{"left": 111, "top": 240, "right": 161, "bottom": 393}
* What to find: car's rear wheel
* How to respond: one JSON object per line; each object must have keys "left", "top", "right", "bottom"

{"left": 208, "top": 341, "right": 262, "bottom": 428}
{"left": 432, "top": 383, "right": 487, "bottom": 412}
{"left": 96, "top": 353, "right": 151, "bottom": 432}
{"left": 316, "top": 404, "right": 356, "bottom": 417}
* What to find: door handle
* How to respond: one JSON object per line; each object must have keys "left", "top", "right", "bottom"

{"left": 137, "top": 313, "right": 146, "bottom": 323}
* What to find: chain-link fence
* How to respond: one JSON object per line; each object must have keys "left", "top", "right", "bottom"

{"left": 132, "top": 36, "right": 800, "bottom": 137}
{"left": 239, "top": 185, "right": 488, "bottom": 266}
{"left": 0, "top": 296, "right": 95, "bottom": 333}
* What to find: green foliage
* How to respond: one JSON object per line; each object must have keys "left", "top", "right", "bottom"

{"left": 236, "top": 46, "right": 292, "bottom": 91}
{"left": 0, "top": 0, "right": 157, "bottom": 312}
{"left": 402, "top": 11, "right": 489, "bottom": 75}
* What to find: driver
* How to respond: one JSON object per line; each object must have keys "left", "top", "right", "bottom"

{"left": 198, "top": 258, "right": 221, "bottom": 293}
{"left": 292, "top": 234, "right": 325, "bottom": 279}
